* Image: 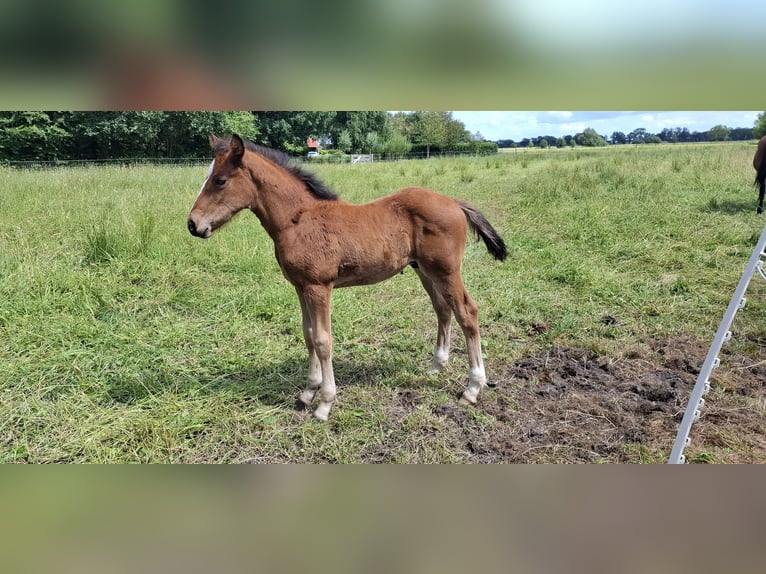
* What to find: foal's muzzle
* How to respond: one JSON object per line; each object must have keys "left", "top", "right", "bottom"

{"left": 187, "top": 218, "right": 209, "bottom": 238}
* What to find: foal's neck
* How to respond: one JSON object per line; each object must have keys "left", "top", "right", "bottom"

{"left": 246, "top": 157, "right": 325, "bottom": 239}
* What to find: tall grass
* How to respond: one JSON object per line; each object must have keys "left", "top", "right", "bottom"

{"left": 1, "top": 143, "right": 764, "bottom": 462}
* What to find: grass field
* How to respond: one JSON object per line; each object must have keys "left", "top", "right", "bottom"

{"left": 1, "top": 142, "right": 765, "bottom": 463}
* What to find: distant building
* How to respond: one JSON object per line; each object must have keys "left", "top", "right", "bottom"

{"left": 306, "top": 136, "right": 320, "bottom": 153}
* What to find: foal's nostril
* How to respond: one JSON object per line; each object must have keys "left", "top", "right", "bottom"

{"left": 187, "top": 219, "right": 197, "bottom": 236}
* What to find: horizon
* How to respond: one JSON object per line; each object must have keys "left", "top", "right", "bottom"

{"left": 451, "top": 111, "right": 761, "bottom": 142}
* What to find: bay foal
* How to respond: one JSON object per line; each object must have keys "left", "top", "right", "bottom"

{"left": 188, "top": 134, "right": 507, "bottom": 420}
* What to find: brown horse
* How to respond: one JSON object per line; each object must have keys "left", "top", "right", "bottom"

{"left": 188, "top": 134, "right": 507, "bottom": 420}
{"left": 754, "top": 135, "right": 766, "bottom": 214}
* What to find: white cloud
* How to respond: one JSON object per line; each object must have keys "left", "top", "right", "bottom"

{"left": 559, "top": 122, "right": 586, "bottom": 134}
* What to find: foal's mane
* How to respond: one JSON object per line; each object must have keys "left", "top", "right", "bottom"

{"left": 221, "top": 137, "right": 339, "bottom": 201}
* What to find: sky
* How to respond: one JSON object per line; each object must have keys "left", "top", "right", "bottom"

{"left": 451, "top": 111, "right": 762, "bottom": 142}
{"left": 504, "top": 1, "right": 763, "bottom": 52}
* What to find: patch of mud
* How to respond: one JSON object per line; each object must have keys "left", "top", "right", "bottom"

{"left": 436, "top": 335, "right": 766, "bottom": 463}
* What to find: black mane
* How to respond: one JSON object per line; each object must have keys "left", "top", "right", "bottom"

{"left": 241, "top": 138, "right": 339, "bottom": 201}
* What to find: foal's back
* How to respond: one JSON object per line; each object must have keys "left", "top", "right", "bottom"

{"left": 278, "top": 186, "right": 467, "bottom": 288}
{"left": 343, "top": 186, "right": 469, "bottom": 270}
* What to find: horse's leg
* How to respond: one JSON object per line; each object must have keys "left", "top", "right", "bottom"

{"left": 301, "top": 284, "right": 336, "bottom": 421}
{"left": 296, "top": 288, "right": 322, "bottom": 408}
{"left": 438, "top": 274, "right": 487, "bottom": 405}
{"left": 415, "top": 268, "right": 453, "bottom": 373}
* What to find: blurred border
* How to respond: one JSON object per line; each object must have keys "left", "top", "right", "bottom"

{"left": 0, "top": 2, "right": 763, "bottom": 110}
{"left": 1, "top": 466, "right": 764, "bottom": 574}
{"left": 2, "top": 2, "right": 764, "bottom": 572}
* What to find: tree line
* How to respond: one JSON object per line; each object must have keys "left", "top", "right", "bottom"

{"left": 0, "top": 111, "right": 497, "bottom": 162}
{"left": 497, "top": 122, "right": 763, "bottom": 149}
{"left": 4, "top": 111, "right": 762, "bottom": 162}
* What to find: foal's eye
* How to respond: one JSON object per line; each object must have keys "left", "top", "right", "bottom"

{"left": 214, "top": 178, "right": 227, "bottom": 186}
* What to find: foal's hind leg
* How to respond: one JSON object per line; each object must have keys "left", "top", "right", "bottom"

{"left": 438, "top": 274, "right": 487, "bottom": 405}
{"left": 415, "top": 269, "right": 453, "bottom": 373}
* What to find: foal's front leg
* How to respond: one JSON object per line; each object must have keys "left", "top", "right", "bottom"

{"left": 296, "top": 288, "right": 322, "bottom": 408}
{"left": 298, "top": 285, "right": 336, "bottom": 421}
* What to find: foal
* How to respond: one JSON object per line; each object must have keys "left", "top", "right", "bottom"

{"left": 188, "top": 134, "right": 507, "bottom": 420}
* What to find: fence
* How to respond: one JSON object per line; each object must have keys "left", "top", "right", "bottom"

{"left": 3, "top": 148, "right": 502, "bottom": 169}
{"left": 667, "top": 222, "right": 766, "bottom": 463}
{"left": 2, "top": 157, "right": 213, "bottom": 170}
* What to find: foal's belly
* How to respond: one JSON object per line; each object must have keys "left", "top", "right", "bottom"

{"left": 334, "top": 260, "right": 409, "bottom": 288}
{"left": 333, "top": 241, "right": 412, "bottom": 287}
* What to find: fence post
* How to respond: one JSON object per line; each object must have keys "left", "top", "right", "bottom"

{"left": 668, "top": 223, "right": 766, "bottom": 463}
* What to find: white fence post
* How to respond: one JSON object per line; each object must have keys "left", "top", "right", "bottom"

{"left": 668, "top": 223, "right": 766, "bottom": 463}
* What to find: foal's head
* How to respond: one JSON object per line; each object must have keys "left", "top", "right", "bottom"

{"left": 187, "top": 133, "right": 253, "bottom": 239}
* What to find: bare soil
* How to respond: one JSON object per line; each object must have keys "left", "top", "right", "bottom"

{"left": 375, "top": 335, "right": 766, "bottom": 463}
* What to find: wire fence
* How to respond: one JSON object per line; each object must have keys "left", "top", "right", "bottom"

{"left": 2, "top": 157, "right": 213, "bottom": 170}
{"left": 2, "top": 149, "right": 501, "bottom": 170}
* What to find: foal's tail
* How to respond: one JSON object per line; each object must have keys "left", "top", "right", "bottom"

{"left": 458, "top": 201, "right": 508, "bottom": 261}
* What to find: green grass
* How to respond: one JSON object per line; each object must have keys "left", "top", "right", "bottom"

{"left": 1, "top": 142, "right": 765, "bottom": 462}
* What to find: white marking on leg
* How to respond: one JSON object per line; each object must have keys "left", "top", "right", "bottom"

{"left": 300, "top": 353, "right": 322, "bottom": 406}
{"left": 314, "top": 356, "right": 336, "bottom": 421}
{"left": 461, "top": 365, "right": 487, "bottom": 405}
{"left": 429, "top": 345, "right": 450, "bottom": 374}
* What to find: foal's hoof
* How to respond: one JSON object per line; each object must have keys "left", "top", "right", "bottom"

{"left": 313, "top": 402, "right": 333, "bottom": 421}
{"left": 459, "top": 392, "right": 477, "bottom": 406}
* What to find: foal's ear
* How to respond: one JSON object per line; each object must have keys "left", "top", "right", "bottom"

{"left": 209, "top": 133, "right": 225, "bottom": 151}
{"left": 229, "top": 133, "right": 245, "bottom": 166}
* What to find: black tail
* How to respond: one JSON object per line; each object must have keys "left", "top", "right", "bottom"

{"left": 458, "top": 201, "right": 507, "bottom": 261}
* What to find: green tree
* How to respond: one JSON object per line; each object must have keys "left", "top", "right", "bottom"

{"left": 611, "top": 131, "right": 627, "bottom": 144}
{"left": 415, "top": 111, "right": 447, "bottom": 157}
{"left": 220, "top": 112, "right": 259, "bottom": 141}
{"left": 363, "top": 131, "right": 381, "bottom": 154}
{"left": 330, "top": 111, "right": 391, "bottom": 153}
{"left": 1, "top": 112, "right": 257, "bottom": 161}
{"left": 707, "top": 124, "right": 730, "bottom": 142}
{"left": 257, "top": 112, "right": 336, "bottom": 152}
{"left": 753, "top": 113, "right": 766, "bottom": 138}
{"left": 575, "top": 128, "right": 607, "bottom": 147}
{"left": 627, "top": 128, "right": 647, "bottom": 144}
{"left": 0, "top": 111, "right": 71, "bottom": 161}
{"left": 336, "top": 129, "right": 352, "bottom": 153}
{"left": 62, "top": 112, "right": 256, "bottom": 159}
{"left": 389, "top": 112, "right": 417, "bottom": 140}
{"left": 156, "top": 112, "right": 258, "bottom": 157}
{"left": 381, "top": 131, "right": 412, "bottom": 156}
{"left": 410, "top": 111, "right": 468, "bottom": 157}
